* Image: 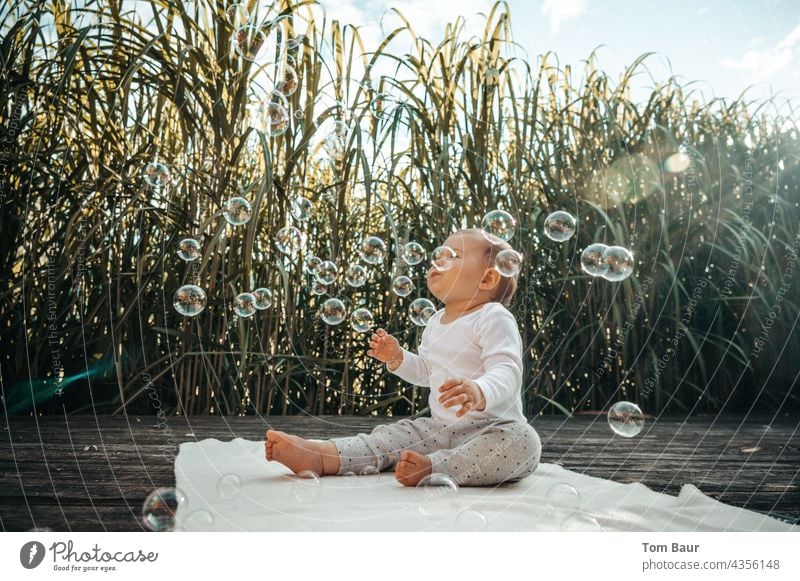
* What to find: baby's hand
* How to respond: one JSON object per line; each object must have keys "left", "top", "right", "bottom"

{"left": 367, "top": 328, "right": 403, "bottom": 367}
{"left": 438, "top": 378, "right": 486, "bottom": 417}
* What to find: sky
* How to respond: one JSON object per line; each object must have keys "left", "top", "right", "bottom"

{"left": 316, "top": 0, "right": 800, "bottom": 107}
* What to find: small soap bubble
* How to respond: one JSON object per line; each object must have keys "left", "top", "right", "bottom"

{"left": 359, "top": 235, "right": 387, "bottom": 265}
{"left": 310, "top": 281, "right": 327, "bottom": 296}
{"left": 359, "top": 464, "right": 379, "bottom": 475}
{"left": 401, "top": 241, "right": 426, "bottom": 266}
{"left": 303, "top": 255, "right": 323, "bottom": 276}
{"left": 275, "top": 226, "right": 304, "bottom": 255}
{"left": 83, "top": 444, "right": 98, "bottom": 452}
{"left": 142, "top": 487, "right": 186, "bottom": 532}
{"left": 231, "top": 25, "right": 265, "bottom": 61}
{"left": 495, "top": 248, "right": 523, "bottom": 277}
{"left": 345, "top": 264, "right": 368, "bottom": 287}
{"left": 143, "top": 162, "right": 171, "bottom": 188}
{"left": 223, "top": 196, "right": 252, "bottom": 226}
{"left": 546, "top": 483, "right": 580, "bottom": 510}
{"left": 234, "top": 292, "right": 257, "bottom": 318}
{"left": 455, "top": 509, "right": 488, "bottom": 531}
{"left": 350, "top": 307, "right": 374, "bottom": 332}
{"left": 225, "top": 3, "right": 249, "bottom": 27}
{"left": 481, "top": 209, "right": 516, "bottom": 241}
{"left": 320, "top": 297, "right": 346, "bottom": 325}
{"left": 409, "top": 298, "right": 436, "bottom": 326}
{"left": 431, "top": 246, "right": 457, "bottom": 272}
{"left": 391, "top": 275, "right": 414, "bottom": 297}
{"left": 608, "top": 401, "right": 645, "bottom": 437}
{"left": 560, "top": 512, "right": 604, "bottom": 531}
{"left": 544, "top": 211, "right": 577, "bottom": 242}
{"left": 315, "top": 260, "right": 337, "bottom": 285}
{"left": 275, "top": 65, "right": 299, "bottom": 97}
{"left": 580, "top": 243, "right": 609, "bottom": 277}
{"left": 601, "top": 246, "right": 634, "bottom": 282}
{"left": 292, "top": 470, "right": 321, "bottom": 503}
{"left": 417, "top": 474, "right": 459, "bottom": 519}
{"left": 180, "top": 509, "right": 215, "bottom": 531}
{"left": 173, "top": 284, "right": 207, "bottom": 317}
{"left": 216, "top": 473, "right": 243, "bottom": 500}
{"left": 293, "top": 109, "right": 305, "bottom": 120}
{"left": 252, "top": 288, "right": 273, "bottom": 310}
{"left": 291, "top": 196, "right": 312, "bottom": 221}
{"left": 177, "top": 238, "right": 201, "bottom": 261}
{"left": 267, "top": 102, "right": 290, "bottom": 137}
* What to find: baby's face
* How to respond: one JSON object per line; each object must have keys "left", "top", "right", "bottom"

{"left": 426, "top": 231, "right": 492, "bottom": 304}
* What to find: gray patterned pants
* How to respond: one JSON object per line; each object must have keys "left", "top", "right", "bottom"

{"left": 329, "top": 416, "right": 541, "bottom": 486}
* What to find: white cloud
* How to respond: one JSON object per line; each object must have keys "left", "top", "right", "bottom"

{"left": 721, "top": 23, "right": 800, "bottom": 81}
{"left": 540, "top": 0, "right": 586, "bottom": 35}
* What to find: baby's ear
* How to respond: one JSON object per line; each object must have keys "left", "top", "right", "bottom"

{"left": 479, "top": 267, "right": 501, "bottom": 291}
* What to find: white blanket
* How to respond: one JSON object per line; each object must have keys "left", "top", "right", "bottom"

{"left": 173, "top": 438, "right": 797, "bottom": 532}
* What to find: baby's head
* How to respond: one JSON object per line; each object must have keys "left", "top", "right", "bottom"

{"left": 426, "top": 228, "right": 519, "bottom": 307}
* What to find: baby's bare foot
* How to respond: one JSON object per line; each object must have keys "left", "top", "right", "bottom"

{"left": 266, "top": 430, "right": 327, "bottom": 476}
{"left": 395, "top": 449, "right": 432, "bottom": 487}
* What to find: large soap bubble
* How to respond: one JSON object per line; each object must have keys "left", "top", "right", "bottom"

{"left": 177, "top": 238, "right": 201, "bottom": 261}
{"left": 431, "top": 246, "right": 457, "bottom": 272}
{"left": 234, "top": 292, "right": 257, "bottom": 318}
{"left": 416, "top": 474, "right": 459, "bottom": 519}
{"left": 360, "top": 236, "right": 387, "bottom": 265}
{"left": 223, "top": 197, "right": 252, "bottom": 226}
{"left": 142, "top": 487, "right": 186, "bottom": 532}
{"left": 291, "top": 196, "right": 312, "bottom": 221}
{"left": 401, "top": 241, "right": 426, "bottom": 266}
{"left": 252, "top": 288, "right": 273, "bottom": 310}
{"left": 481, "top": 209, "right": 516, "bottom": 241}
{"left": 315, "top": 260, "right": 337, "bottom": 285}
{"left": 320, "top": 297, "right": 346, "bottom": 325}
{"left": 345, "top": 264, "right": 368, "bottom": 287}
{"left": 546, "top": 483, "right": 580, "bottom": 510}
{"left": 143, "top": 162, "right": 171, "bottom": 188}
{"left": 303, "top": 255, "right": 323, "bottom": 276}
{"left": 391, "top": 275, "right": 414, "bottom": 297}
{"left": 216, "top": 473, "right": 243, "bottom": 500}
{"left": 231, "top": 25, "right": 266, "bottom": 61}
{"left": 580, "top": 243, "right": 609, "bottom": 277}
{"left": 275, "top": 65, "right": 299, "bottom": 97}
{"left": 174, "top": 285, "right": 207, "bottom": 317}
{"left": 543, "top": 211, "right": 576, "bottom": 242}
{"left": 409, "top": 298, "right": 436, "bottom": 326}
{"left": 350, "top": 308, "right": 374, "bottom": 332}
{"left": 266, "top": 102, "right": 290, "bottom": 137}
{"left": 495, "top": 248, "right": 523, "bottom": 277}
{"left": 601, "top": 246, "right": 634, "bottom": 282}
{"left": 275, "top": 226, "right": 304, "bottom": 255}
{"left": 607, "top": 401, "right": 645, "bottom": 437}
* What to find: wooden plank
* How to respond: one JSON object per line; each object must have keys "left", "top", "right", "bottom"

{"left": 1, "top": 415, "right": 797, "bottom": 531}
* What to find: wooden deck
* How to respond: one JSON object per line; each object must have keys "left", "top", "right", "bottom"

{"left": 1, "top": 414, "right": 798, "bottom": 531}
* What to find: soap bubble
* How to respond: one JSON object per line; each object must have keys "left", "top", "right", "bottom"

{"left": 560, "top": 512, "right": 604, "bottom": 532}
{"left": 546, "top": 483, "right": 580, "bottom": 510}
{"left": 291, "top": 196, "right": 312, "bottom": 221}
{"left": 608, "top": 401, "right": 645, "bottom": 437}
{"left": 601, "top": 246, "right": 634, "bottom": 281}
{"left": 275, "top": 226, "right": 304, "bottom": 255}
{"left": 292, "top": 470, "right": 321, "bottom": 503}
{"left": 83, "top": 444, "right": 98, "bottom": 452}
{"left": 417, "top": 474, "right": 459, "bottom": 519}
{"left": 401, "top": 241, "right": 426, "bottom": 265}
{"left": 455, "top": 509, "right": 488, "bottom": 531}
{"left": 216, "top": 473, "right": 242, "bottom": 500}
{"left": 143, "top": 162, "right": 171, "bottom": 187}
{"left": 234, "top": 292, "right": 257, "bottom": 318}
{"left": 544, "top": 211, "right": 577, "bottom": 242}
{"left": 303, "top": 255, "right": 323, "bottom": 276}
{"left": 324, "top": 121, "right": 348, "bottom": 159}
{"left": 360, "top": 236, "right": 387, "bottom": 265}
{"left": 275, "top": 65, "right": 299, "bottom": 97}
{"left": 481, "top": 209, "right": 516, "bottom": 241}
{"left": 345, "top": 264, "right": 368, "bottom": 287}
{"left": 177, "top": 238, "right": 201, "bottom": 261}
{"left": 431, "top": 246, "right": 457, "bottom": 272}
{"left": 266, "top": 102, "right": 290, "bottom": 137}
{"left": 315, "top": 260, "right": 337, "bottom": 285}
{"left": 225, "top": 3, "right": 249, "bottom": 27}
{"left": 359, "top": 465, "right": 379, "bottom": 475}
{"left": 409, "top": 298, "right": 436, "bottom": 326}
{"left": 495, "top": 248, "right": 523, "bottom": 277}
{"left": 142, "top": 487, "right": 186, "bottom": 532}
{"left": 350, "top": 307, "right": 374, "bottom": 332}
{"left": 174, "top": 285, "right": 207, "bottom": 317}
{"left": 580, "top": 243, "right": 609, "bottom": 277}
{"left": 310, "top": 281, "right": 327, "bottom": 296}
{"left": 231, "top": 25, "right": 266, "bottom": 61}
{"left": 252, "top": 288, "right": 273, "bottom": 310}
{"left": 223, "top": 196, "right": 252, "bottom": 225}
{"left": 180, "top": 509, "right": 215, "bottom": 531}
{"left": 391, "top": 275, "right": 414, "bottom": 297}
{"left": 320, "top": 297, "right": 346, "bottom": 325}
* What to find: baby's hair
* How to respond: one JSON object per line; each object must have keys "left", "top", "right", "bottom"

{"left": 460, "top": 228, "right": 520, "bottom": 307}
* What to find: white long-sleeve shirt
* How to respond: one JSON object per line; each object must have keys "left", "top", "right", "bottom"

{"left": 389, "top": 301, "right": 527, "bottom": 424}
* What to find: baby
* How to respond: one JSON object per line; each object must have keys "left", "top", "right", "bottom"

{"left": 265, "top": 228, "right": 541, "bottom": 487}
